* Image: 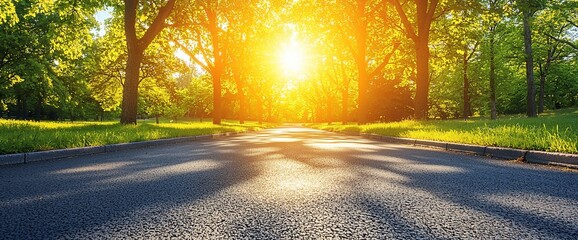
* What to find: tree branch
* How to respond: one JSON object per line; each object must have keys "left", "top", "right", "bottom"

{"left": 368, "top": 41, "right": 401, "bottom": 78}
{"left": 140, "top": 0, "right": 177, "bottom": 49}
{"left": 391, "top": 0, "right": 417, "bottom": 41}
{"left": 544, "top": 32, "right": 578, "bottom": 51}
{"left": 466, "top": 40, "right": 480, "bottom": 62}
{"left": 172, "top": 39, "right": 212, "bottom": 73}
{"left": 426, "top": 0, "right": 440, "bottom": 22}
{"left": 124, "top": 0, "right": 139, "bottom": 51}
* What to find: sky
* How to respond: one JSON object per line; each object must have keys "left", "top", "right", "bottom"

{"left": 93, "top": 8, "right": 112, "bottom": 37}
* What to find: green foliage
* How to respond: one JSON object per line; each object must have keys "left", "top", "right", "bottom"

{"left": 0, "top": 0, "right": 576, "bottom": 125}
{"left": 0, "top": 0, "right": 103, "bottom": 120}
{"left": 0, "top": 0, "right": 18, "bottom": 26}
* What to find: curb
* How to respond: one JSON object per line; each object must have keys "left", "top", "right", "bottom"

{"left": 525, "top": 151, "right": 578, "bottom": 166}
{"left": 415, "top": 139, "right": 447, "bottom": 150}
{"left": 326, "top": 129, "right": 578, "bottom": 170}
{"left": 383, "top": 136, "right": 416, "bottom": 145}
{"left": 0, "top": 130, "right": 250, "bottom": 167}
{"left": 27, "top": 146, "right": 106, "bottom": 163}
{"left": 446, "top": 143, "right": 487, "bottom": 155}
{"left": 0, "top": 153, "right": 26, "bottom": 165}
{"left": 485, "top": 147, "right": 527, "bottom": 160}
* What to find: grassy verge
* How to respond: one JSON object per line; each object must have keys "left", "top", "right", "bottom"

{"left": 0, "top": 119, "right": 275, "bottom": 155}
{"left": 308, "top": 108, "right": 578, "bottom": 154}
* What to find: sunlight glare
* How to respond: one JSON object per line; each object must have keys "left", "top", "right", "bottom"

{"left": 280, "top": 38, "right": 305, "bottom": 75}
{"left": 174, "top": 49, "right": 191, "bottom": 64}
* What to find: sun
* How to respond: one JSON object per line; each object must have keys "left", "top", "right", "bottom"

{"left": 280, "top": 39, "right": 305, "bottom": 75}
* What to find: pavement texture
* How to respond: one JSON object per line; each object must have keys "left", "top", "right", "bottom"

{"left": 1, "top": 126, "right": 577, "bottom": 239}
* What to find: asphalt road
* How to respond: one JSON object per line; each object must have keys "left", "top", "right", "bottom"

{"left": 1, "top": 126, "right": 577, "bottom": 239}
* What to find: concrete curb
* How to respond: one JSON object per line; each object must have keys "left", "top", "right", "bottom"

{"left": 380, "top": 136, "right": 415, "bottom": 145}
{"left": 415, "top": 139, "right": 447, "bottom": 150}
{"left": 0, "top": 153, "right": 26, "bottom": 165}
{"left": 27, "top": 146, "right": 106, "bottom": 163}
{"left": 525, "top": 151, "right": 578, "bottom": 166}
{"left": 0, "top": 130, "right": 250, "bottom": 167}
{"left": 485, "top": 147, "right": 527, "bottom": 160}
{"left": 446, "top": 143, "right": 487, "bottom": 155}
{"left": 326, "top": 129, "right": 578, "bottom": 170}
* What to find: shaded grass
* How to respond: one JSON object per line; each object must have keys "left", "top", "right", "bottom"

{"left": 308, "top": 108, "right": 578, "bottom": 154}
{"left": 0, "top": 119, "right": 274, "bottom": 155}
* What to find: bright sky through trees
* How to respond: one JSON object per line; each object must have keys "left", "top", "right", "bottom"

{"left": 280, "top": 38, "right": 305, "bottom": 75}
{"left": 93, "top": 8, "right": 112, "bottom": 37}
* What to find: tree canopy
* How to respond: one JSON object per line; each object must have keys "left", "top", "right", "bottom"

{"left": 1, "top": 0, "right": 577, "bottom": 123}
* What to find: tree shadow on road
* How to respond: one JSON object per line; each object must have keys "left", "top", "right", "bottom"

{"left": 235, "top": 126, "right": 578, "bottom": 238}
{"left": 0, "top": 126, "right": 577, "bottom": 238}
{"left": 0, "top": 137, "right": 265, "bottom": 238}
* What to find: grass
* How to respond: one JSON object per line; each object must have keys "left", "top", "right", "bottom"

{"left": 308, "top": 108, "right": 578, "bottom": 154}
{"left": 0, "top": 119, "right": 275, "bottom": 155}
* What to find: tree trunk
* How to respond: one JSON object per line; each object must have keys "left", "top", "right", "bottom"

{"left": 414, "top": 37, "right": 430, "bottom": 120}
{"left": 538, "top": 64, "right": 545, "bottom": 114}
{"left": 212, "top": 73, "right": 222, "bottom": 124}
{"left": 462, "top": 46, "right": 471, "bottom": 118}
{"left": 538, "top": 73, "right": 545, "bottom": 114}
{"left": 354, "top": 1, "right": 368, "bottom": 125}
{"left": 489, "top": 27, "right": 497, "bottom": 120}
{"left": 120, "top": 49, "right": 142, "bottom": 125}
{"left": 34, "top": 96, "right": 42, "bottom": 121}
{"left": 391, "top": 0, "right": 437, "bottom": 120}
{"left": 235, "top": 75, "right": 246, "bottom": 124}
{"left": 257, "top": 96, "right": 263, "bottom": 124}
{"left": 341, "top": 89, "right": 348, "bottom": 124}
{"left": 523, "top": 11, "right": 537, "bottom": 118}
{"left": 356, "top": 28, "right": 368, "bottom": 125}
{"left": 239, "top": 93, "right": 246, "bottom": 124}
{"left": 327, "top": 96, "right": 336, "bottom": 124}
{"left": 120, "top": 0, "right": 175, "bottom": 125}
{"left": 22, "top": 99, "right": 28, "bottom": 120}
{"left": 538, "top": 45, "right": 554, "bottom": 114}
{"left": 267, "top": 101, "right": 272, "bottom": 122}
{"left": 357, "top": 66, "right": 368, "bottom": 124}
{"left": 155, "top": 114, "right": 159, "bottom": 124}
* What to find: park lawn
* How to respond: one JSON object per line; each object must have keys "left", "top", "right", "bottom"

{"left": 0, "top": 119, "right": 274, "bottom": 155}
{"left": 308, "top": 108, "right": 578, "bottom": 154}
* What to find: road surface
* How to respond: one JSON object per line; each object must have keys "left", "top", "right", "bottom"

{"left": 1, "top": 126, "right": 577, "bottom": 239}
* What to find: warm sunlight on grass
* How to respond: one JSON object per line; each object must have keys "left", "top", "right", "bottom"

{"left": 0, "top": 119, "right": 275, "bottom": 155}
{"left": 308, "top": 108, "right": 578, "bottom": 154}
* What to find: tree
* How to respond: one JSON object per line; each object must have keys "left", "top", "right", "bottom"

{"left": 0, "top": 0, "right": 102, "bottom": 120}
{"left": 534, "top": 2, "right": 577, "bottom": 113}
{"left": 172, "top": 0, "right": 229, "bottom": 125}
{"left": 88, "top": 8, "right": 186, "bottom": 121}
{"left": 120, "top": 0, "right": 176, "bottom": 124}
{"left": 391, "top": 0, "right": 442, "bottom": 120}
{"left": 517, "top": 0, "right": 545, "bottom": 117}
{"left": 446, "top": 2, "right": 483, "bottom": 118}
{"left": 481, "top": 0, "right": 506, "bottom": 120}
{"left": 0, "top": 0, "right": 18, "bottom": 26}
{"left": 522, "top": 8, "right": 537, "bottom": 117}
{"left": 224, "top": 0, "right": 259, "bottom": 124}
{"left": 324, "top": 0, "right": 400, "bottom": 124}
